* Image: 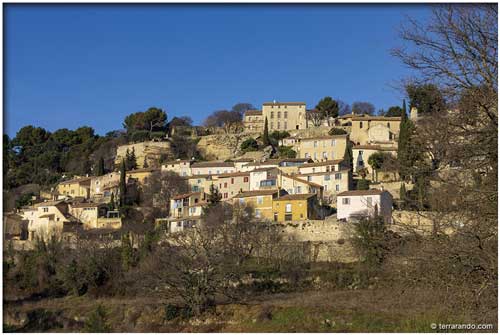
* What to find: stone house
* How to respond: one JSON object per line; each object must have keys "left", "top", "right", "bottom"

{"left": 262, "top": 101, "right": 308, "bottom": 131}
{"left": 161, "top": 159, "right": 193, "bottom": 177}
{"left": 210, "top": 172, "right": 250, "bottom": 200}
{"left": 349, "top": 115, "right": 401, "bottom": 146}
{"left": 293, "top": 135, "right": 348, "bottom": 162}
{"left": 243, "top": 110, "right": 264, "bottom": 132}
{"left": 191, "top": 161, "right": 236, "bottom": 176}
{"left": 57, "top": 176, "right": 92, "bottom": 199}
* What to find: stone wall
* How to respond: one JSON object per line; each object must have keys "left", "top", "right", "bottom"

{"left": 277, "top": 217, "right": 358, "bottom": 263}
{"left": 115, "top": 141, "right": 171, "bottom": 168}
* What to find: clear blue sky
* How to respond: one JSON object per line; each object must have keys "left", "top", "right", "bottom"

{"left": 5, "top": 4, "right": 431, "bottom": 137}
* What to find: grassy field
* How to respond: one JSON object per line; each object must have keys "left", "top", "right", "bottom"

{"left": 5, "top": 287, "right": 489, "bottom": 333}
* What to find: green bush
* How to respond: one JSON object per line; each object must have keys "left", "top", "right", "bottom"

{"left": 84, "top": 305, "right": 111, "bottom": 332}
{"left": 357, "top": 179, "right": 370, "bottom": 190}
{"left": 277, "top": 146, "right": 297, "bottom": 158}
{"left": 328, "top": 128, "right": 347, "bottom": 135}
{"left": 270, "top": 130, "right": 290, "bottom": 141}
{"left": 129, "top": 130, "right": 150, "bottom": 143}
{"left": 164, "top": 304, "right": 192, "bottom": 321}
{"left": 241, "top": 138, "right": 259, "bottom": 152}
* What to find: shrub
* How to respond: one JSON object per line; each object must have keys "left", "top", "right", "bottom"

{"left": 129, "top": 130, "right": 150, "bottom": 143}
{"left": 357, "top": 179, "right": 370, "bottom": 190}
{"left": 277, "top": 146, "right": 297, "bottom": 158}
{"left": 84, "top": 305, "right": 111, "bottom": 332}
{"left": 328, "top": 128, "right": 347, "bottom": 135}
{"left": 240, "top": 138, "right": 259, "bottom": 152}
{"left": 270, "top": 131, "right": 290, "bottom": 141}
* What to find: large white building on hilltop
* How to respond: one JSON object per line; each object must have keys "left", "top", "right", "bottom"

{"left": 244, "top": 101, "right": 308, "bottom": 132}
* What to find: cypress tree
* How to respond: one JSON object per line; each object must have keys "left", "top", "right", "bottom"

{"left": 143, "top": 159, "right": 149, "bottom": 168}
{"left": 129, "top": 148, "right": 138, "bottom": 170}
{"left": 95, "top": 157, "right": 105, "bottom": 176}
{"left": 262, "top": 117, "right": 270, "bottom": 146}
{"left": 397, "top": 99, "right": 414, "bottom": 181}
{"left": 119, "top": 159, "right": 127, "bottom": 207}
{"left": 399, "top": 183, "right": 407, "bottom": 209}
{"left": 109, "top": 192, "right": 116, "bottom": 211}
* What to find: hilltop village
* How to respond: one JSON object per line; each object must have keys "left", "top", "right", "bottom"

{"left": 5, "top": 100, "right": 422, "bottom": 250}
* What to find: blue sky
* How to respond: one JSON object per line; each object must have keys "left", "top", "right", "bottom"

{"left": 4, "top": 4, "right": 431, "bottom": 137}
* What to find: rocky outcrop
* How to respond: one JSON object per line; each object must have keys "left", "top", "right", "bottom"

{"left": 115, "top": 141, "right": 171, "bottom": 168}
{"left": 196, "top": 133, "right": 256, "bottom": 161}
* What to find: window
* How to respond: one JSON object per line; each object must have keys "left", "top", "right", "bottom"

{"left": 216, "top": 170, "right": 220, "bottom": 174}
{"left": 224, "top": 182, "right": 227, "bottom": 188}
{"left": 271, "top": 111, "right": 274, "bottom": 118}
{"left": 387, "top": 122, "right": 390, "bottom": 128}
{"left": 239, "top": 198, "right": 245, "bottom": 204}
{"left": 312, "top": 168, "right": 316, "bottom": 173}
{"left": 284, "top": 111, "right": 288, "bottom": 118}
{"left": 277, "top": 121, "right": 281, "bottom": 129}
{"left": 257, "top": 196, "right": 264, "bottom": 205}
{"left": 335, "top": 173, "right": 342, "bottom": 180}
{"left": 296, "top": 186, "right": 302, "bottom": 193}
{"left": 314, "top": 152, "right": 317, "bottom": 160}
{"left": 255, "top": 209, "right": 261, "bottom": 218}
{"left": 224, "top": 193, "right": 228, "bottom": 199}
{"left": 231, "top": 178, "right": 234, "bottom": 184}
{"left": 322, "top": 152, "right": 328, "bottom": 159}
{"left": 285, "top": 203, "right": 292, "bottom": 213}
{"left": 360, "top": 121, "right": 363, "bottom": 129}
{"left": 177, "top": 222, "right": 182, "bottom": 227}
{"left": 43, "top": 207, "right": 48, "bottom": 213}
{"left": 331, "top": 140, "right": 335, "bottom": 146}
{"left": 307, "top": 176, "right": 312, "bottom": 182}
{"left": 336, "top": 184, "right": 340, "bottom": 191}
{"left": 324, "top": 185, "right": 328, "bottom": 191}
{"left": 314, "top": 141, "right": 318, "bottom": 148}
{"left": 278, "top": 111, "right": 281, "bottom": 118}
{"left": 324, "top": 175, "right": 330, "bottom": 181}
{"left": 342, "top": 198, "right": 350, "bottom": 205}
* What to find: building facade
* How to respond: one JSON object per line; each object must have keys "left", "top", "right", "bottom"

{"left": 336, "top": 189, "right": 393, "bottom": 223}
{"left": 262, "top": 101, "right": 308, "bottom": 131}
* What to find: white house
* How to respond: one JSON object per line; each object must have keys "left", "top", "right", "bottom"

{"left": 336, "top": 189, "right": 393, "bottom": 223}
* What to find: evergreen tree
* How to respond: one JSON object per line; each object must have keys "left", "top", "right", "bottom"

{"left": 343, "top": 141, "right": 353, "bottom": 170}
{"left": 397, "top": 99, "right": 415, "bottom": 181}
{"left": 109, "top": 192, "right": 116, "bottom": 211}
{"left": 262, "top": 117, "right": 270, "bottom": 146}
{"left": 399, "top": 183, "right": 407, "bottom": 209}
{"left": 121, "top": 232, "right": 136, "bottom": 270}
{"left": 95, "top": 157, "right": 105, "bottom": 176}
{"left": 143, "top": 158, "right": 149, "bottom": 168}
{"left": 204, "top": 184, "right": 222, "bottom": 212}
{"left": 129, "top": 148, "right": 138, "bottom": 170}
{"left": 119, "top": 159, "right": 127, "bottom": 207}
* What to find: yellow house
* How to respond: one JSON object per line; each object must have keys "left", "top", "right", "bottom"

{"left": 272, "top": 193, "right": 319, "bottom": 222}
{"left": 295, "top": 135, "right": 348, "bottom": 162}
{"left": 233, "top": 189, "right": 284, "bottom": 220}
{"left": 262, "top": 101, "right": 308, "bottom": 131}
{"left": 278, "top": 173, "right": 324, "bottom": 200}
{"left": 350, "top": 115, "right": 401, "bottom": 146}
{"left": 126, "top": 167, "right": 158, "bottom": 185}
{"left": 57, "top": 177, "right": 92, "bottom": 199}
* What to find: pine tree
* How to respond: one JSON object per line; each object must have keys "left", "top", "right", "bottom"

{"left": 119, "top": 159, "right": 127, "bottom": 207}
{"left": 262, "top": 117, "right": 270, "bottom": 146}
{"left": 95, "top": 157, "right": 105, "bottom": 176}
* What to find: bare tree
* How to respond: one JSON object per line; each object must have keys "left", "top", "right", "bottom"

{"left": 141, "top": 171, "right": 190, "bottom": 217}
{"left": 306, "top": 109, "right": 325, "bottom": 127}
{"left": 203, "top": 110, "right": 243, "bottom": 134}
{"left": 351, "top": 101, "right": 375, "bottom": 115}
{"left": 392, "top": 4, "right": 497, "bottom": 310}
